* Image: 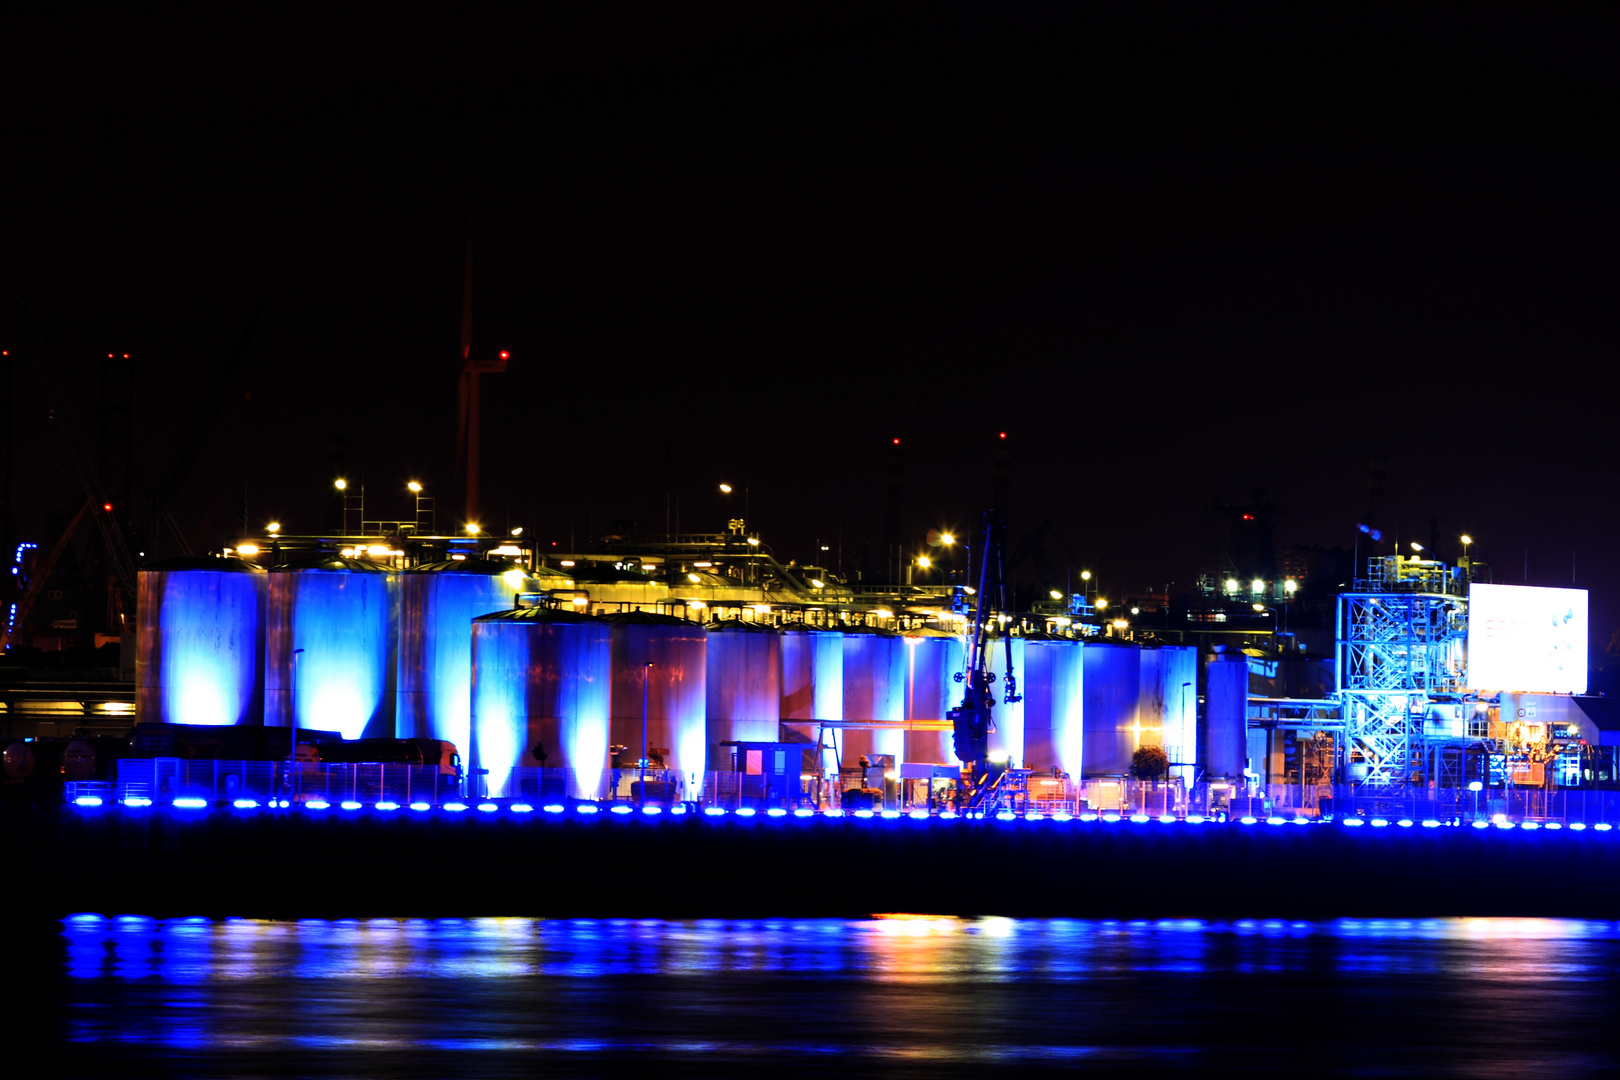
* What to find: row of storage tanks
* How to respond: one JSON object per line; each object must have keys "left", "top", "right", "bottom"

{"left": 136, "top": 556, "right": 1236, "bottom": 799}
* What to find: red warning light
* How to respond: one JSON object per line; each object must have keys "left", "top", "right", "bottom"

{"left": 123, "top": 353, "right": 129, "bottom": 359}
{"left": 1242, "top": 513, "right": 1254, "bottom": 521}
{"left": 108, "top": 353, "right": 114, "bottom": 358}
{"left": 102, "top": 503, "right": 113, "bottom": 513}
{"left": 892, "top": 438, "right": 900, "bottom": 445}
{"left": 999, "top": 432, "right": 1006, "bottom": 439}
{"left": 499, "top": 350, "right": 509, "bottom": 360}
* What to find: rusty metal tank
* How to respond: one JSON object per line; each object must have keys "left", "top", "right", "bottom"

{"left": 136, "top": 556, "right": 266, "bottom": 726}
{"left": 264, "top": 555, "right": 398, "bottom": 741}
{"left": 1022, "top": 636, "right": 1084, "bottom": 775}
{"left": 704, "top": 619, "right": 781, "bottom": 771}
{"left": 471, "top": 605, "right": 611, "bottom": 799}
{"left": 607, "top": 611, "right": 708, "bottom": 795}
{"left": 840, "top": 625, "right": 905, "bottom": 769}
{"left": 902, "top": 630, "right": 964, "bottom": 764}
{"left": 396, "top": 559, "right": 551, "bottom": 760}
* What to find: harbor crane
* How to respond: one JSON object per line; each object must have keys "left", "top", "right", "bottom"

{"left": 948, "top": 509, "right": 1023, "bottom": 809}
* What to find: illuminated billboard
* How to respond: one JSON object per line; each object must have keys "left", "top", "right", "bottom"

{"left": 1466, "top": 584, "right": 1587, "bottom": 694}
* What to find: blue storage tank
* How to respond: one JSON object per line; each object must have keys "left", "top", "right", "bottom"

{"left": 903, "top": 631, "right": 964, "bottom": 765}
{"left": 986, "top": 634, "right": 1027, "bottom": 767}
{"left": 265, "top": 556, "right": 398, "bottom": 740}
{"left": 136, "top": 556, "right": 266, "bottom": 727}
{"left": 1140, "top": 645, "right": 1199, "bottom": 785}
{"left": 780, "top": 623, "right": 843, "bottom": 777}
{"left": 705, "top": 619, "right": 781, "bottom": 772}
{"left": 607, "top": 611, "right": 708, "bottom": 796}
{"left": 841, "top": 626, "right": 905, "bottom": 768}
{"left": 471, "top": 605, "right": 612, "bottom": 799}
{"left": 1082, "top": 642, "right": 1141, "bottom": 776}
{"left": 1204, "top": 649, "right": 1249, "bottom": 780}
{"left": 1022, "top": 636, "right": 1084, "bottom": 776}
{"left": 397, "top": 559, "right": 550, "bottom": 761}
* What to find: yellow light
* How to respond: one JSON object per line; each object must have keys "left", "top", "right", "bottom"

{"left": 747, "top": 537, "right": 760, "bottom": 546}
{"left": 1053, "top": 616, "right": 1071, "bottom": 627}
{"left": 810, "top": 579, "right": 824, "bottom": 588}
{"left": 236, "top": 543, "right": 260, "bottom": 556}
{"left": 1225, "top": 579, "right": 1239, "bottom": 592}
{"left": 502, "top": 569, "right": 527, "bottom": 589}
{"left": 489, "top": 545, "right": 523, "bottom": 556}
{"left": 917, "top": 556, "right": 931, "bottom": 569}
{"left": 266, "top": 522, "right": 281, "bottom": 534}
{"left": 719, "top": 483, "right": 733, "bottom": 493}
{"left": 340, "top": 547, "right": 356, "bottom": 558}
{"left": 989, "top": 751, "right": 1009, "bottom": 764}
{"left": 1112, "top": 619, "right": 1129, "bottom": 629}
{"left": 367, "top": 545, "right": 390, "bottom": 557}
{"left": 1250, "top": 579, "right": 1264, "bottom": 592}
{"left": 407, "top": 481, "right": 422, "bottom": 493}
{"left": 690, "top": 600, "right": 706, "bottom": 609}
{"left": 1080, "top": 570, "right": 1091, "bottom": 581}
{"left": 1095, "top": 598, "right": 1108, "bottom": 610}
{"left": 873, "top": 609, "right": 893, "bottom": 618}
{"left": 334, "top": 478, "right": 347, "bottom": 491}
{"left": 1410, "top": 542, "right": 1423, "bottom": 553}
{"left": 449, "top": 553, "right": 467, "bottom": 561}
{"left": 1130, "top": 607, "right": 1140, "bottom": 615}
{"left": 753, "top": 604, "right": 771, "bottom": 614}
{"left": 1049, "top": 589, "right": 1062, "bottom": 600}
{"left": 884, "top": 771, "right": 898, "bottom": 781}
{"left": 560, "top": 560, "right": 575, "bottom": 567}
{"left": 510, "top": 527, "right": 523, "bottom": 536}
{"left": 467, "top": 523, "right": 480, "bottom": 535}
{"left": 688, "top": 573, "right": 701, "bottom": 583}
{"left": 572, "top": 596, "right": 589, "bottom": 606}
{"left": 940, "top": 533, "right": 955, "bottom": 545}
{"left": 1284, "top": 579, "right": 1298, "bottom": 594}
{"left": 1461, "top": 534, "right": 1473, "bottom": 546}
{"left": 1253, "top": 603, "right": 1265, "bottom": 612}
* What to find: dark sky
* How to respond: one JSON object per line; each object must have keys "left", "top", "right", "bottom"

{"left": 5, "top": 8, "right": 1617, "bottom": 633}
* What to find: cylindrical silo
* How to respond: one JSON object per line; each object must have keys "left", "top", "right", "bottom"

{"left": 1082, "top": 642, "right": 1141, "bottom": 776}
{"left": 264, "top": 556, "right": 398, "bottom": 740}
{"left": 397, "top": 559, "right": 551, "bottom": 760}
{"left": 1204, "top": 649, "right": 1248, "bottom": 781}
{"left": 1022, "top": 636, "right": 1084, "bottom": 776}
{"left": 1141, "top": 645, "right": 1198, "bottom": 784}
{"left": 607, "top": 611, "right": 707, "bottom": 798}
{"left": 780, "top": 623, "right": 843, "bottom": 776}
{"left": 841, "top": 626, "right": 905, "bottom": 769}
{"left": 471, "top": 606, "right": 612, "bottom": 800}
{"left": 903, "top": 630, "right": 964, "bottom": 765}
{"left": 705, "top": 619, "right": 781, "bottom": 771}
{"left": 985, "top": 634, "right": 1026, "bottom": 767}
{"left": 136, "top": 556, "right": 267, "bottom": 726}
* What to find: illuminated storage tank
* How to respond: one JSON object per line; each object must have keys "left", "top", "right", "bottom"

{"left": 780, "top": 623, "right": 843, "bottom": 776}
{"left": 1022, "top": 636, "right": 1084, "bottom": 776}
{"left": 986, "top": 634, "right": 1026, "bottom": 767}
{"left": 1082, "top": 642, "right": 1141, "bottom": 776}
{"left": 841, "top": 626, "right": 905, "bottom": 768}
{"left": 470, "top": 606, "right": 611, "bottom": 800}
{"left": 264, "top": 556, "right": 398, "bottom": 741}
{"left": 1139, "top": 645, "right": 1198, "bottom": 785}
{"left": 705, "top": 619, "right": 781, "bottom": 771}
{"left": 136, "top": 556, "right": 267, "bottom": 727}
{"left": 607, "top": 611, "right": 707, "bottom": 796}
{"left": 397, "top": 559, "right": 549, "bottom": 759}
{"left": 903, "top": 630, "right": 964, "bottom": 765}
{"left": 1204, "top": 648, "right": 1249, "bottom": 780}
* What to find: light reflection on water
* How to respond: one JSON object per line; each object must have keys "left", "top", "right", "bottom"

{"left": 58, "top": 915, "right": 1620, "bottom": 1078}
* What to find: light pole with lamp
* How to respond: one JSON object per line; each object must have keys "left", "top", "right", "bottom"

{"left": 640, "top": 661, "right": 654, "bottom": 806}
{"left": 288, "top": 647, "right": 305, "bottom": 802}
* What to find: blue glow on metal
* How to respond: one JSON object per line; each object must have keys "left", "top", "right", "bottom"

{"left": 1266, "top": 816, "right": 1285, "bottom": 825}
{"left": 642, "top": 806, "right": 663, "bottom": 815}
{"left": 543, "top": 804, "right": 565, "bottom": 813}
{"left": 1422, "top": 819, "right": 1442, "bottom": 827}
{"left": 509, "top": 803, "right": 532, "bottom": 813}
{"left": 1343, "top": 818, "right": 1365, "bottom": 827}
{"left": 1370, "top": 818, "right": 1389, "bottom": 827}
{"left": 576, "top": 805, "right": 599, "bottom": 814}
{"left": 410, "top": 802, "right": 431, "bottom": 811}
{"left": 73, "top": 795, "right": 103, "bottom": 807}
{"left": 610, "top": 805, "right": 633, "bottom": 815}
{"left": 476, "top": 802, "right": 498, "bottom": 813}
{"left": 268, "top": 568, "right": 397, "bottom": 740}
{"left": 882, "top": 810, "right": 902, "bottom": 820}
{"left": 143, "top": 568, "right": 266, "bottom": 726}
{"left": 376, "top": 802, "right": 400, "bottom": 811}
{"left": 400, "top": 571, "right": 520, "bottom": 757}
{"left": 1471, "top": 820, "right": 1489, "bottom": 829}
{"left": 306, "top": 800, "right": 331, "bottom": 810}
{"left": 173, "top": 797, "right": 208, "bottom": 809}
{"left": 704, "top": 806, "right": 726, "bottom": 816}
{"left": 444, "top": 802, "right": 468, "bottom": 812}
{"left": 232, "top": 798, "right": 258, "bottom": 809}
{"left": 795, "top": 808, "right": 815, "bottom": 817}
{"left": 122, "top": 796, "right": 152, "bottom": 807}
{"left": 854, "top": 810, "right": 874, "bottom": 819}
{"left": 767, "top": 808, "right": 787, "bottom": 817}
{"left": 735, "top": 807, "right": 757, "bottom": 817}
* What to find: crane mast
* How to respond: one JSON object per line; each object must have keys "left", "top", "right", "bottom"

{"left": 949, "top": 509, "right": 1021, "bottom": 808}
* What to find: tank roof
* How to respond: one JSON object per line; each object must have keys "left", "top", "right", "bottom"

{"left": 473, "top": 606, "right": 603, "bottom": 624}
{"left": 407, "top": 558, "right": 553, "bottom": 577}
{"left": 603, "top": 610, "right": 703, "bottom": 627}
{"left": 139, "top": 556, "right": 265, "bottom": 574}
{"left": 705, "top": 618, "right": 780, "bottom": 633}
{"left": 270, "top": 555, "right": 393, "bottom": 572}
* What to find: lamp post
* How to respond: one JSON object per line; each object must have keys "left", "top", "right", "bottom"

{"left": 640, "top": 662, "right": 654, "bottom": 805}
{"left": 288, "top": 648, "right": 305, "bottom": 801}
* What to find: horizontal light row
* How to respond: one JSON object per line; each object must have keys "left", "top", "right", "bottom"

{"left": 65, "top": 798, "right": 1620, "bottom": 831}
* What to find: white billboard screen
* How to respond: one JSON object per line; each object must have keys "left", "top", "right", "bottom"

{"left": 1467, "top": 584, "right": 1587, "bottom": 694}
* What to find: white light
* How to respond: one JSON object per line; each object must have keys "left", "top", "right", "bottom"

{"left": 444, "top": 802, "right": 469, "bottom": 812}
{"left": 236, "top": 543, "right": 259, "bottom": 556}
{"left": 736, "top": 807, "right": 757, "bottom": 817}
{"left": 367, "top": 545, "right": 390, "bottom": 557}
{"left": 642, "top": 806, "right": 663, "bottom": 815}
{"left": 689, "top": 573, "right": 701, "bottom": 583}
{"left": 173, "top": 797, "right": 208, "bottom": 809}
{"left": 705, "top": 807, "right": 727, "bottom": 816}
{"left": 611, "top": 805, "right": 633, "bottom": 815}
{"left": 376, "top": 802, "right": 400, "bottom": 811}
{"left": 73, "top": 796, "right": 103, "bottom": 807}
{"left": 122, "top": 797, "right": 152, "bottom": 808}
{"left": 466, "top": 523, "right": 480, "bottom": 535}
{"left": 341, "top": 801, "right": 363, "bottom": 811}
{"left": 794, "top": 808, "right": 815, "bottom": 817}
{"left": 810, "top": 579, "right": 824, "bottom": 588}
{"left": 543, "top": 804, "right": 565, "bottom": 813}
{"left": 408, "top": 481, "right": 422, "bottom": 493}
{"left": 306, "top": 800, "right": 331, "bottom": 810}
{"left": 576, "top": 805, "right": 599, "bottom": 814}
{"left": 909, "top": 810, "right": 930, "bottom": 820}
{"left": 747, "top": 537, "right": 760, "bottom": 546}
{"left": 266, "top": 522, "right": 281, "bottom": 534}
{"left": 1250, "top": 579, "right": 1264, "bottom": 593}
{"left": 233, "top": 799, "right": 259, "bottom": 809}
{"left": 1284, "top": 579, "right": 1298, "bottom": 593}
{"left": 410, "top": 802, "right": 431, "bottom": 811}
{"left": 767, "top": 808, "right": 788, "bottom": 817}
{"left": 334, "top": 479, "right": 347, "bottom": 491}
{"left": 502, "top": 569, "right": 527, "bottom": 589}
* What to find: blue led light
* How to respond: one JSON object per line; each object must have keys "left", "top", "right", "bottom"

{"left": 1025, "top": 811, "right": 1045, "bottom": 821}
{"left": 1570, "top": 822, "right": 1587, "bottom": 831}
{"left": 173, "top": 797, "right": 208, "bottom": 809}
{"left": 1291, "top": 817, "right": 1310, "bottom": 825}
{"left": 1495, "top": 821, "right": 1516, "bottom": 829}
{"left": 410, "top": 802, "right": 431, "bottom": 812}
{"left": 1052, "top": 811, "right": 1073, "bottom": 821}
{"left": 73, "top": 796, "right": 104, "bottom": 807}
{"left": 476, "top": 802, "right": 498, "bottom": 813}
{"left": 1396, "top": 819, "right": 1413, "bottom": 827}
{"left": 1521, "top": 821, "right": 1540, "bottom": 830}
{"left": 1471, "top": 820, "right": 1489, "bottom": 829}
{"left": 1266, "top": 816, "right": 1285, "bottom": 825}
{"left": 122, "top": 796, "right": 152, "bottom": 807}
{"left": 995, "top": 810, "right": 1017, "bottom": 821}
{"left": 704, "top": 807, "right": 726, "bottom": 817}
{"left": 854, "top": 810, "right": 874, "bottom": 819}
{"left": 510, "top": 804, "right": 532, "bottom": 813}
{"left": 1159, "top": 814, "right": 1177, "bottom": 824}
{"left": 1370, "top": 819, "right": 1389, "bottom": 828}
{"left": 1101, "top": 813, "right": 1119, "bottom": 823}
{"left": 232, "top": 798, "right": 259, "bottom": 810}
{"left": 1240, "top": 816, "right": 1258, "bottom": 825}
{"left": 341, "top": 801, "right": 363, "bottom": 811}
{"left": 306, "top": 800, "right": 331, "bottom": 810}
{"left": 444, "top": 802, "right": 469, "bottom": 812}
{"left": 882, "top": 810, "right": 902, "bottom": 820}
{"left": 642, "top": 806, "right": 663, "bottom": 815}
{"left": 1080, "top": 812, "right": 1099, "bottom": 821}
{"left": 794, "top": 808, "right": 815, "bottom": 818}
{"left": 376, "top": 802, "right": 400, "bottom": 811}
{"left": 670, "top": 805, "right": 687, "bottom": 815}
{"left": 1422, "top": 819, "right": 1442, "bottom": 828}
{"left": 909, "top": 809, "right": 930, "bottom": 820}
{"left": 766, "top": 808, "right": 787, "bottom": 817}
{"left": 1129, "top": 813, "right": 1150, "bottom": 824}
{"left": 576, "top": 805, "right": 599, "bottom": 814}
{"left": 824, "top": 808, "right": 845, "bottom": 817}
{"left": 542, "top": 804, "right": 564, "bottom": 813}
{"left": 1595, "top": 823, "right": 1613, "bottom": 832}
{"left": 736, "top": 807, "right": 757, "bottom": 817}
{"left": 1343, "top": 818, "right": 1365, "bottom": 827}
{"left": 1545, "top": 822, "right": 1562, "bottom": 830}
{"left": 1185, "top": 813, "right": 1205, "bottom": 824}
{"left": 610, "top": 805, "right": 633, "bottom": 815}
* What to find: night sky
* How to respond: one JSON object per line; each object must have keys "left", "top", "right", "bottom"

{"left": 5, "top": 10, "right": 1616, "bottom": 636}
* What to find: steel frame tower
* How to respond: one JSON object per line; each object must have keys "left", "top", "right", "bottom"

{"left": 1335, "top": 556, "right": 1468, "bottom": 790}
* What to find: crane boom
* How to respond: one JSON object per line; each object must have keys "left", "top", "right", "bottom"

{"left": 948, "top": 509, "right": 1021, "bottom": 808}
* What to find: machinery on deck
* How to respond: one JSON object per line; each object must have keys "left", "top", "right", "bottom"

{"left": 948, "top": 510, "right": 1023, "bottom": 809}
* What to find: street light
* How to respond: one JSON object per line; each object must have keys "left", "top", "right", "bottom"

{"left": 407, "top": 481, "right": 422, "bottom": 493}
{"left": 334, "top": 479, "right": 347, "bottom": 491}
{"left": 266, "top": 522, "right": 281, "bottom": 535}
